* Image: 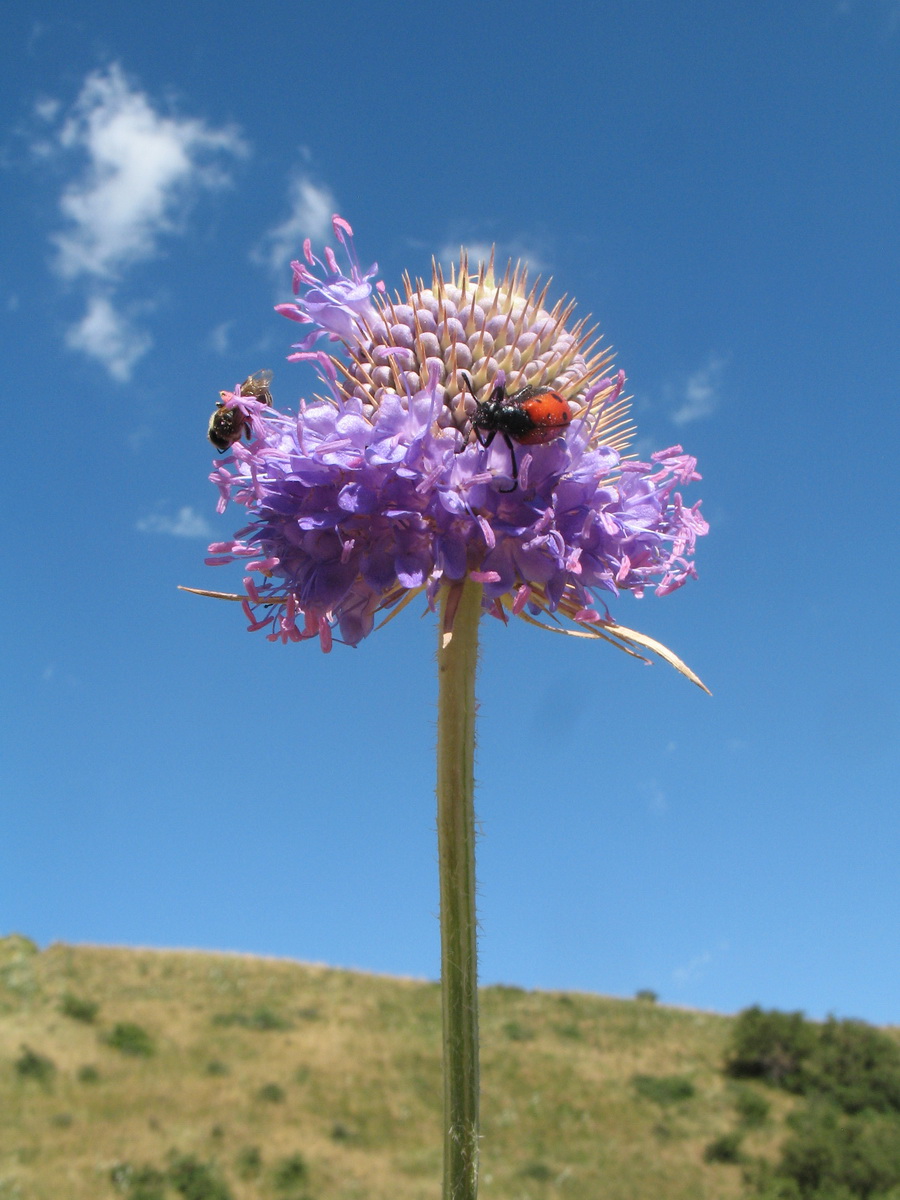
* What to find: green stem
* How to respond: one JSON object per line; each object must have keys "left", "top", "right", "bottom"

{"left": 436, "top": 579, "right": 482, "bottom": 1200}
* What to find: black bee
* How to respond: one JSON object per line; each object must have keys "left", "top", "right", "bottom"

{"left": 208, "top": 370, "right": 273, "bottom": 452}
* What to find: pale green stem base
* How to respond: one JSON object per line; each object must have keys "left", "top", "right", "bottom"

{"left": 436, "top": 580, "right": 482, "bottom": 1200}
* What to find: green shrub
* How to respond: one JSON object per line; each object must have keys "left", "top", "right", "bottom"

{"left": 59, "top": 993, "right": 99, "bottom": 1023}
{"left": 503, "top": 1021, "right": 535, "bottom": 1042}
{"left": 727, "top": 1006, "right": 817, "bottom": 1088}
{"left": 632, "top": 1073, "right": 696, "bottom": 1105}
{"left": 271, "top": 1152, "right": 308, "bottom": 1190}
{"left": 521, "top": 1161, "right": 554, "bottom": 1181}
{"left": 14, "top": 1045, "right": 56, "bottom": 1086}
{"left": 768, "top": 1106, "right": 900, "bottom": 1199}
{"left": 77, "top": 1064, "right": 100, "bottom": 1084}
{"left": 735, "top": 1085, "right": 772, "bottom": 1127}
{"left": 704, "top": 1131, "right": 745, "bottom": 1164}
{"left": 129, "top": 1166, "right": 168, "bottom": 1200}
{"left": 110, "top": 1163, "right": 166, "bottom": 1199}
{"left": 256, "top": 1082, "right": 285, "bottom": 1103}
{"left": 235, "top": 1146, "right": 262, "bottom": 1180}
{"left": 729, "top": 1007, "right": 900, "bottom": 1115}
{"left": 105, "top": 1022, "right": 155, "bottom": 1057}
{"left": 168, "top": 1154, "right": 233, "bottom": 1200}
{"left": 803, "top": 1018, "right": 900, "bottom": 1115}
{"left": 635, "top": 989, "right": 658, "bottom": 1003}
{"left": 205, "top": 1060, "right": 229, "bottom": 1076}
{"left": 553, "top": 1022, "right": 582, "bottom": 1040}
{"left": 743, "top": 1160, "right": 804, "bottom": 1200}
{"left": 110, "top": 1162, "right": 133, "bottom": 1192}
{"left": 212, "top": 1006, "right": 292, "bottom": 1031}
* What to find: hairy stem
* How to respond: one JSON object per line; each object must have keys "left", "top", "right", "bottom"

{"left": 436, "top": 579, "right": 482, "bottom": 1200}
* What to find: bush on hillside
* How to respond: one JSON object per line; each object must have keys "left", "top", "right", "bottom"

{"left": 60, "top": 993, "right": 99, "bottom": 1023}
{"left": 765, "top": 1106, "right": 900, "bottom": 1199}
{"left": 235, "top": 1146, "right": 262, "bottom": 1180}
{"left": 271, "top": 1152, "right": 308, "bottom": 1190}
{"left": 728, "top": 1008, "right": 900, "bottom": 1117}
{"left": 632, "top": 1073, "right": 696, "bottom": 1105}
{"left": 212, "top": 1006, "right": 292, "bottom": 1031}
{"left": 704, "top": 1131, "right": 745, "bottom": 1164}
{"left": 726, "top": 1006, "right": 817, "bottom": 1089}
{"left": 14, "top": 1045, "right": 56, "bottom": 1086}
{"left": 168, "top": 1154, "right": 233, "bottom": 1200}
{"left": 803, "top": 1019, "right": 900, "bottom": 1115}
{"left": 734, "top": 1085, "right": 772, "bottom": 1127}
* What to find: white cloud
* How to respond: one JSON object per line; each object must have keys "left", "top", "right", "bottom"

{"left": 208, "top": 320, "right": 233, "bottom": 354}
{"left": 51, "top": 63, "right": 246, "bottom": 281}
{"left": 672, "top": 951, "right": 712, "bottom": 986}
{"left": 34, "top": 96, "right": 60, "bottom": 123}
{"left": 436, "top": 237, "right": 549, "bottom": 277}
{"left": 253, "top": 175, "right": 335, "bottom": 275}
{"left": 670, "top": 354, "right": 727, "bottom": 426}
{"left": 437, "top": 241, "right": 494, "bottom": 270}
{"left": 65, "top": 293, "right": 152, "bottom": 381}
{"left": 39, "top": 63, "right": 247, "bottom": 381}
{"left": 639, "top": 776, "right": 668, "bottom": 814}
{"left": 137, "top": 505, "right": 213, "bottom": 539}
{"left": 672, "top": 940, "right": 729, "bottom": 988}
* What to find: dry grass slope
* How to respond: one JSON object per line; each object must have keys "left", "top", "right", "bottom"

{"left": 1, "top": 935, "right": 785, "bottom": 1199}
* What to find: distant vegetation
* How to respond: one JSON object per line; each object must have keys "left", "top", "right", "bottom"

{"left": 702, "top": 1005, "right": 900, "bottom": 1198}
{"left": 104, "top": 1021, "right": 156, "bottom": 1058}
{"left": 3, "top": 934, "right": 900, "bottom": 1199}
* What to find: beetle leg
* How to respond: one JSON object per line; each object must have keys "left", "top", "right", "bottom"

{"left": 498, "top": 432, "right": 519, "bottom": 492}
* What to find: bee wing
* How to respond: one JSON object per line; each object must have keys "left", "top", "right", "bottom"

{"left": 240, "top": 369, "right": 274, "bottom": 406}
{"left": 243, "top": 369, "right": 273, "bottom": 389}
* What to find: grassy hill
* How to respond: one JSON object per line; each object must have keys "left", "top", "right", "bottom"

{"left": 1, "top": 935, "right": 791, "bottom": 1200}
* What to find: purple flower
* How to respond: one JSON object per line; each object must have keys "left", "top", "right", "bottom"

{"left": 206, "top": 217, "right": 707, "bottom": 653}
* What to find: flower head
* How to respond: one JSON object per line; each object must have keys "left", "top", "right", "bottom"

{"left": 203, "top": 216, "right": 707, "bottom": 679}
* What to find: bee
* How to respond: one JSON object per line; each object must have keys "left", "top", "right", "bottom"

{"left": 208, "top": 370, "right": 274, "bottom": 452}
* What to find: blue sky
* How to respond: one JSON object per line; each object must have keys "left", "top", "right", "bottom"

{"left": 2, "top": 1, "right": 899, "bottom": 1025}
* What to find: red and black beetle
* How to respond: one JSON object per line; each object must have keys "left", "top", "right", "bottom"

{"left": 461, "top": 372, "right": 572, "bottom": 492}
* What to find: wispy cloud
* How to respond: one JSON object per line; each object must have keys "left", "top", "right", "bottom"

{"left": 253, "top": 174, "right": 335, "bottom": 275}
{"left": 640, "top": 777, "right": 668, "bottom": 814}
{"left": 672, "top": 940, "right": 729, "bottom": 988}
{"left": 137, "top": 505, "right": 213, "bottom": 539}
{"left": 41, "top": 63, "right": 247, "bottom": 379}
{"left": 669, "top": 354, "right": 727, "bottom": 426}
{"left": 51, "top": 63, "right": 246, "bottom": 280}
{"left": 672, "top": 951, "right": 712, "bottom": 986}
{"left": 64, "top": 293, "right": 152, "bottom": 381}
{"left": 208, "top": 320, "right": 233, "bottom": 355}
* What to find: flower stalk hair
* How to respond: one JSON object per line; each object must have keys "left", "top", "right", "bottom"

{"left": 187, "top": 216, "right": 708, "bottom": 1199}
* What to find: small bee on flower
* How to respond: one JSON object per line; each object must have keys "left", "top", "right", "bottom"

{"left": 207, "top": 370, "right": 273, "bottom": 452}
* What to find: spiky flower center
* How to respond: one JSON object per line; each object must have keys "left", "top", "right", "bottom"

{"left": 338, "top": 253, "right": 635, "bottom": 454}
